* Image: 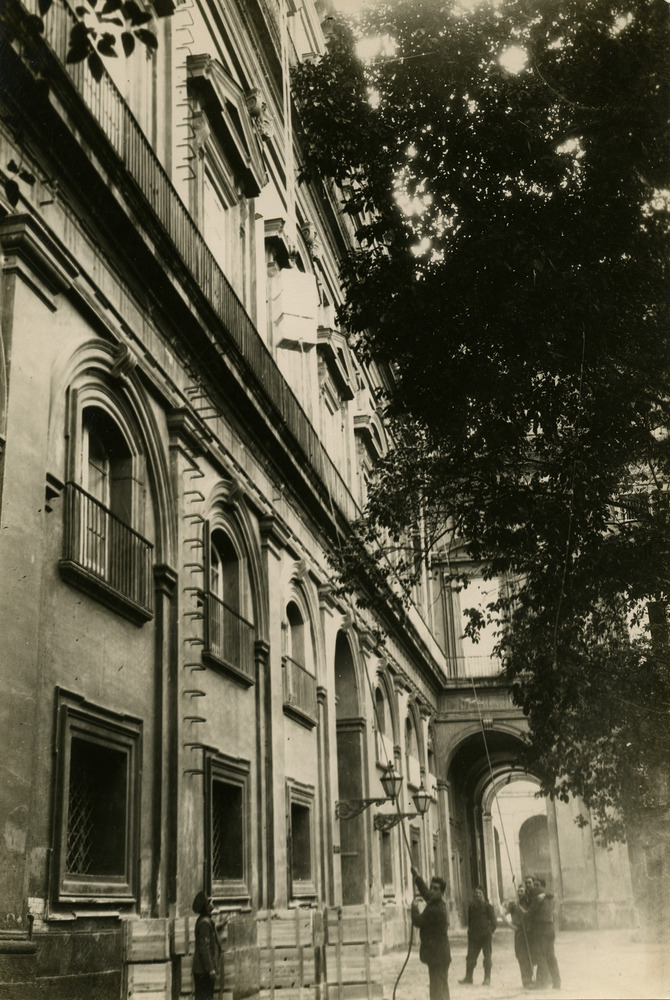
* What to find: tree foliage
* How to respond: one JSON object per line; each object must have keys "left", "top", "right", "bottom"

{"left": 292, "top": 0, "right": 670, "bottom": 840}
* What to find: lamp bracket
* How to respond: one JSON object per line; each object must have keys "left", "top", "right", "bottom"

{"left": 374, "top": 812, "right": 418, "bottom": 832}
{"left": 336, "top": 798, "right": 388, "bottom": 820}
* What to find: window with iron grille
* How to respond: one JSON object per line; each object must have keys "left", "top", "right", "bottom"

{"left": 52, "top": 690, "right": 141, "bottom": 905}
{"left": 206, "top": 754, "right": 250, "bottom": 901}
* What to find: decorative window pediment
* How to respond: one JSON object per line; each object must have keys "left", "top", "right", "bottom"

{"left": 187, "top": 54, "right": 269, "bottom": 198}
{"left": 317, "top": 326, "right": 355, "bottom": 401}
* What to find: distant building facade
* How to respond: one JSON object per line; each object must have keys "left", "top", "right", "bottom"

{"left": 0, "top": 0, "right": 635, "bottom": 996}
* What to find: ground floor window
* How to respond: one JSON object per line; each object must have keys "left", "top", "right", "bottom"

{"left": 287, "top": 781, "right": 316, "bottom": 899}
{"left": 380, "top": 829, "right": 395, "bottom": 892}
{"left": 53, "top": 690, "right": 141, "bottom": 904}
{"left": 207, "top": 754, "right": 250, "bottom": 901}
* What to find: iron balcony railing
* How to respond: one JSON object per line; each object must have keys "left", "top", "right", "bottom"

{"left": 24, "top": 0, "right": 359, "bottom": 525}
{"left": 282, "top": 654, "right": 317, "bottom": 723}
{"left": 62, "top": 481, "right": 154, "bottom": 612}
{"left": 451, "top": 655, "right": 503, "bottom": 679}
{"left": 204, "top": 591, "right": 255, "bottom": 681}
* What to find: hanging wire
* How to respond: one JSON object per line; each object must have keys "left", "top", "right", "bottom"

{"left": 469, "top": 676, "right": 534, "bottom": 972}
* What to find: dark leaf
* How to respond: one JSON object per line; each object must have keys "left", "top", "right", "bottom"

{"left": 101, "top": 0, "right": 122, "bottom": 11}
{"left": 4, "top": 179, "right": 20, "bottom": 207}
{"left": 66, "top": 44, "right": 89, "bottom": 64}
{"left": 123, "top": 0, "right": 152, "bottom": 25}
{"left": 121, "top": 31, "right": 135, "bottom": 56}
{"left": 25, "top": 13, "right": 45, "bottom": 33}
{"left": 88, "top": 50, "right": 104, "bottom": 81}
{"left": 18, "top": 169, "right": 36, "bottom": 185}
{"left": 6, "top": 159, "right": 19, "bottom": 174}
{"left": 134, "top": 27, "right": 158, "bottom": 50}
{"left": 97, "top": 32, "right": 118, "bottom": 56}
{"left": 38, "top": 0, "right": 53, "bottom": 16}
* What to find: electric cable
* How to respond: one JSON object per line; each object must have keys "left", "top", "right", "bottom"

{"left": 469, "top": 676, "right": 535, "bottom": 976}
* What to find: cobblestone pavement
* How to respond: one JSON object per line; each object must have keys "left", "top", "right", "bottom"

{"left": 380, "top": 927, "right": 670, "bottom": 1000}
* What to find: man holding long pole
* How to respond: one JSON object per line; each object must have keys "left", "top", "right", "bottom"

{"left": 410, "top": 866, "right": 452, "bottom": 1000}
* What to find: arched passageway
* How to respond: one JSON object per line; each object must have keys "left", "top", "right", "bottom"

{"left": 441, "top": 725, "right": 635, "bottom": 929}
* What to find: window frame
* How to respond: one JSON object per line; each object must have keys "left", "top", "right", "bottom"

{"left": 205, "top": 752, "right": 251, "bottom": 903}
{"left": 59, "top": 392, "right": 154, "bottom": 626}
{"left": 51, "top": 689, "right": 142, "bottom": 907}
{"left": 202, "top": 520, "right": 255, "bottom": 686}
{"left": 286, "top": 780, "right": 317, "bottom": 901}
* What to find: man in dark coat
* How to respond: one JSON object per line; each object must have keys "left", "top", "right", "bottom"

{"left": 505, "top": 888, "right": 534, "bottom": 988}
{"left": 526, "top": 880, "right": 561, "bottom": 989}
{"left": 192, "top": 891, "right": 222, "bottom": 1000}
{"left": 410, "top": 866, "right": 451, "bottom": 1000}
{"left": 459, "top": 887, "right": 497, "bottom": 986}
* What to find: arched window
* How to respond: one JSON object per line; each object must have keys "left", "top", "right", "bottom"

{"left": 60, "top": 404, "right": 153, "bottom": 623}
{"left": 405, "top": 714, "right": 420, "bottom": 788}
{"left": 204, "top": 524, "right": 254, "bottom": 684}
{"left": 286, "top": 601, "right": 306, "bottom": 667}
{"left": 375, "top": 687, "right": 387, "bottom": 737}
{"left": 282, "top": 598, "right": 316, "bottom": 727}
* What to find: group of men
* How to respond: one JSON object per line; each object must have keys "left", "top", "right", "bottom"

{"left": 505, "top": 875, "right": 562, "bottom": 990}
{"left": 410, "top": 867, "right": 561, "bottom": 998}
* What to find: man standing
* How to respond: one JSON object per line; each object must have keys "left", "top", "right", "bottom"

{"left": 410, "top": 866, "right": 451, "bottom": 1000}
{"left": 192, "top": 891, "right": 222, "bottom": 1000}
{"left": 459, "top": 887, "right": 497, "bottom": 986}
{"left": 527, "top": 879, "right": 561, "bottom": 989}
{"left": 505, "top": 887, "right": 534, "bottom": 988}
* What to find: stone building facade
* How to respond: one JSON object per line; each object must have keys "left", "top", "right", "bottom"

{"left": 0, "top": 0, "right": 636, "bottom": 997}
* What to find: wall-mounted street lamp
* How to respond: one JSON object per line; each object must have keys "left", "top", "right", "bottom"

{"left": 372, "top": 779, "right": 434, "bottom": 831}
{"left": 336, "top": 762, "right": 403, "bottom": 820}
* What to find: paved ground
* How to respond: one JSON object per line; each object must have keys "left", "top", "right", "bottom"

{"left": 379, "top": 927, "right": 670, "bottom": 1000}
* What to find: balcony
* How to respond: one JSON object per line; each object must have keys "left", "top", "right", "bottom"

{"left": 12, "top": 0, "right": 359, "bottom": 527}
{"left": 282, "top": 655, "right": 317, "bottom": 728}
{"left": 203, "top": 591, "right": 255, "bottom": 686}
{"left": 451, "top": 655, "right": 503, "bottom": 679}
{"left": 59, "top": 482, "right": 153, "bottom": 625}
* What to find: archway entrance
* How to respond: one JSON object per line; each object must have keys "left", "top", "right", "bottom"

{"left": 446, "top": 728, "right": 536, "bottom": 921}
{"left": 442, "top": 724, "right": 635, "bottom": 928}
{"left": 334, "top": 631, "right": 367, "bottom": 905}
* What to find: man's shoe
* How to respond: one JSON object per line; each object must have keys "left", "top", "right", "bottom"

{"left": 483, "top": 976, "right": 491, "bottom": 986}
{"left": 458, "top": 978, "right": 473, "bottom": 985}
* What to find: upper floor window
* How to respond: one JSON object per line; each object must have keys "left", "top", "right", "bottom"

{"left": 282, "top": 599, "right": 317, "bottom": 727}
{"left": 204, "top": 525, "right": 254, "bottom": 685}
{"left": 375, "top": 687, "right": 387, "bottom": 736}
{"left": 60, "top": 405, "right": 153, "bottom": 624}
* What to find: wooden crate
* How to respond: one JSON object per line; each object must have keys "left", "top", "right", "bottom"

{"left": 125, "top": 918, "right": 170, "bottom": 962}
{"left": 126, "top": 960, "right": 171, "bottom": 996}
{"left": 324, "top": 906, "right": 384, "bottom": 1000}
{"left": 325, "top": 907, "right": 382, "bottom": 946}
{"left": 259, "top": 946, "right": 317, "bottom": 989}
{"left": 258, "top": 909, "right": 314, "bottom": 948}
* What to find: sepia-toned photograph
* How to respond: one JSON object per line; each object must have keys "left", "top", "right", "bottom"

{"left": 0, "top": 0, "right": 668, "bottom": 997}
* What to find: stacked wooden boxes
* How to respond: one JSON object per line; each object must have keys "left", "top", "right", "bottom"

{"left": 124, "top": 918, "right": 171, "bottom": 999}
{"left": 325, "top": 906, "right": 383, "bottom": 1000}
{"left": 247, "top": 908, "right": 322, "bottom": 1000}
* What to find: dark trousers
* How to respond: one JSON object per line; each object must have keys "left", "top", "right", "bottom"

{"left": 514, "top": 929, "right": 534, "bottom": 986}
{"left": 428, "top": 960, "right": 450, "bottom": 1000}
{"left": 194, "top": 972, "right": 215, "bottom": 1000}
{"left": 535, "top": 926, "right": 561, "bottom": 988}
{"left": 465, "top": 934, "right": 492, "bottom": 976}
